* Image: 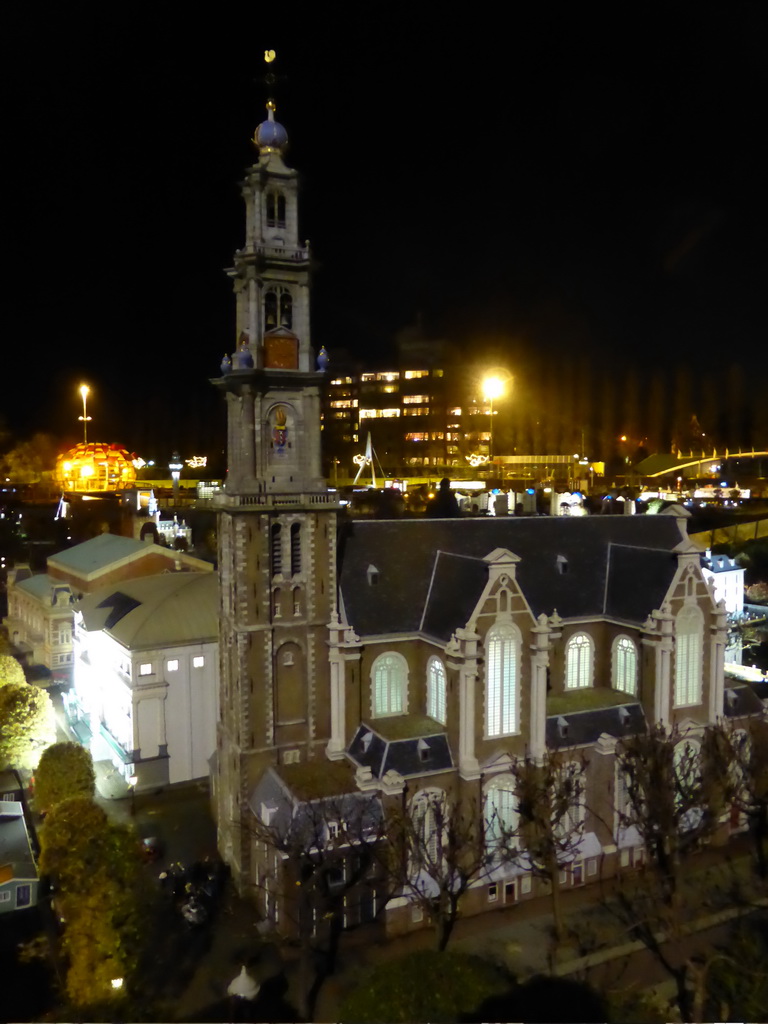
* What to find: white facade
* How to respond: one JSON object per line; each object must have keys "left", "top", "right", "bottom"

{"left": 69, "top": 573, "right": 219, "bottom": 789}
{"left": 702, "top": 551, "right": 745, "bottom": 617}
{"left": 3, "top": 569, "right": 75, "bottom": 678}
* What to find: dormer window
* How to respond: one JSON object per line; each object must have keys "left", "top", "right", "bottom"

{"left": 557, "top": 716, "right": 569, "bottom": 739}
{"left": 417, "top": 738, "right": 431, "bottom": 763}
{"left": 361, "top": 730, "right": 373, "bottom": 753}
{"left": 366, "top": 564, "right": 379, "bottom": 586}
{"left": 556, "top": 555, "right": 568, "bottom": 575}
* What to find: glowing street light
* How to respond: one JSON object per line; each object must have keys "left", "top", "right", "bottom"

{"left": 78, "top": 384, "right": 92, "bottom": 443}
{"left": 482, "top": 375, "right": 506, "bottom": 462}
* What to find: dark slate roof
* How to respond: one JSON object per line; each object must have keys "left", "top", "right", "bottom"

{"left": 338, "top": 516, "right": 683, "bottom": 638}
{"left": 605, "top": 545, "right": 678, "bottom": 622}
{"left": 724, "top": 685, "right": 765, "bottom": 718}
{"left": 421, "top": 552, "right": 490, "bottom": 642}
{"left": 347, "top": 723, "right": 454, "bottom": 778}
{"left": 249, "top": 766, "right": 383, "bottom": 848}
{"left": 546, "top": 702, "right": 647, "bottom": 750}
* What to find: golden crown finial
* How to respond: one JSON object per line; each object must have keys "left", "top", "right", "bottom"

{"left": 265, "top": 49, "right": 276, "bottom": 64}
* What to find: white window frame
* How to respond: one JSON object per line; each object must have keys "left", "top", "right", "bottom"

{"left": 371, "top": 652, "right": 408, "bottom": 718}
{"left": 139, "top": 663, "right": 152, "bottom": 677}
{"left": 426, "top": 656, "right": 447, "bottom": 724}
{"left": 612, "top": 635, "right": 637, "bottom": 695}
{"left": 192, "top": 656, "right": 205, "bottom": 669}
{"left": 674, "top": 605, "right": 703, "bottom": 707}
{"left": 485, "top": 622, "right": 521, "bottom": 737}
{"left": 166, "top": 659, "right": 179, "bottom": 673}
{"left": 484, "top": 773, "right": 518, "bottom": 852}
{"left": 565, "top": 632, "right": 593, "bottom": 690}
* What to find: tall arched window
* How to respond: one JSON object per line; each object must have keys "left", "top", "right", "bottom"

{"left": 426, "top": 657, "right": 447, "bottom": 724}
{"left": 485, "top": 623, "right": 521, "bottom": 737}
{"left": 372, "top": 652, "right": 407, "bottom": 717}
{"left": 612, "top": 636, "right": 637, "bottom": 695}
{"left": 265, "top": 289, "right": 278, "bottom": 329}
{"left": 565, "top": 633, "right": 593, "bottom": 690}
{"left": 270, "top": 523, "right": 282, "bottom": 577}
{"left": 266, "top": 190, "right": 286, "bottom": 228}
{"left": 410, "top": 788, "right": 445, "bottom": 866}
{"left": 674, "top": 606, "right": 703, "bottom": 707}
{"left": 290, "top": 523, "right": 301, "bottom": 576}
{"left": 484, "top": 773, "right": 518, "bottom": 852}
{"left": 279, "top": 291, "right": 292, "bottom": 329}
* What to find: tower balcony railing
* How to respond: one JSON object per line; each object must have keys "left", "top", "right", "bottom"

{"left": 213, "top": 490, "right": 340, "bottom": 510}
{"left": 237, "top": 243, "right": 310, "bottom": 264}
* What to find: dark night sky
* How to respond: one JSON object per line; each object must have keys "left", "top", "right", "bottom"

{"left": 3, "top": 6, "right": 767, "bottom": 463}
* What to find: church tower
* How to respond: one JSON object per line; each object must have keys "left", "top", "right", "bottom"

{"left": 213, "top": 81, "right": 338, "bottom": 887}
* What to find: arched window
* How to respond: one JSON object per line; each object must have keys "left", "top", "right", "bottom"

{"left": 265, "top": 289, "right": 278, "bottom": 329}
{"left": 484, "top": 773, "right": 518, "bottom": 852}
{"left": 612, "top": 636, "right": 637, "bottom": 695}
{"left": 266, "top": 190, "right": 286, "bottom": 228}
{"left": 426, "top": 657, "right": 446, "bottom": 724}
{"left": 290, "top": 523, "right": 301, "bottom": 576}
{"left": 372, "top": 652, "right": 407, "bottom": 717}
{"left": 279, "top": 290, "right": 292, "bottom": 328}
{"left": 410, "top": 788, "right": 445, "bottom": 866}
{"left": 565, "top": 633, "right": 593, "bottom": 690}
{"left": 485, "top": 623, "right": 521, "bottom": 737}
{"left": 674, "top": 605, "right": 703, "bottom": 707}
{"left": 270, "top": 523, "right": 282, "bottom": 576}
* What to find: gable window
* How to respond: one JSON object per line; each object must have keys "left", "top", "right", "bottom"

{"left": 565, "top": 633, "right": 593, "bottom": 690}
{"left": 426, "top": 657, "right": 447, "bottom": 724}
{"left": 371, "top": 652, "right": 407, "bottom": 717}
{"left": 486, "top": 623, "right": 521, "bottom": 736}
{"left": 674, "top": 606, "right": 703, "bottom": 707}
{"left": 612, "top": 636, "right": 637, "bottom": 695}
{"left": 484, "top": 773, "right": 518, "bottom": 852}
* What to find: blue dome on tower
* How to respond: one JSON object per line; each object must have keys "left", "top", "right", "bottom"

{"left": 254, "top": 100, "right": 288, "bottom": 154}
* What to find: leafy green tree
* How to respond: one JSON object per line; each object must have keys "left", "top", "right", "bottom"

{"left": 34, "top": 742, "right": 95, "bottom": 812}
{"left": 0, "top": 682, "right": 56, "bottom": 770}
{"left": 0, "top": 432, "right": 59, "bottom": 485}
{"left": 0, "top": 653, "right": 26, "bottom": 687}
{"left": 40, "top": 797, "right": 149, "bottom": 1009}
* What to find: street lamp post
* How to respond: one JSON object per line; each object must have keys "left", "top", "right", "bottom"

{"left": 169, "top": 452, "right": 183, "bottom": 505}
{"left": 78, "top": 384, "right": 92, "bottom": 443}
{"left": 482, "top": 376, "right": 505, "bottom": 463}
{"left": 128, "top": 774, "right": 138, "bottom": 816}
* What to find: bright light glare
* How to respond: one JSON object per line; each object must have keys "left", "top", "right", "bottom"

{"left": 111, "top": 978, "right": 123, "bottom": 990}
{"left": 482, "top": 376, "right": 504, "bottom": 401}
{"left": 79, "top": 384, "right": 89, "bottom": 399}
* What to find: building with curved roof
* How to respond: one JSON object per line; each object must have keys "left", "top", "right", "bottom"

{"left": 68, "top": 572, "right": 218, "bottom": 789}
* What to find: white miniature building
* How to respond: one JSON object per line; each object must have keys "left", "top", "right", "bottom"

{"left": 701, "top": 549, "right": 745, "bottom": 618}
{"left": 68, "top": 572, "right": 219, "bottom": 790}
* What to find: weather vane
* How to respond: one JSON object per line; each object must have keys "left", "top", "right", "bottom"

{"left": 260, "top": 48, "right": 286, "bottom": 100}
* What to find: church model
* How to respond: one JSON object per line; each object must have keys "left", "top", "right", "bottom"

{"left": 212, "top": 83, "right": 762, "bottom": 938}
